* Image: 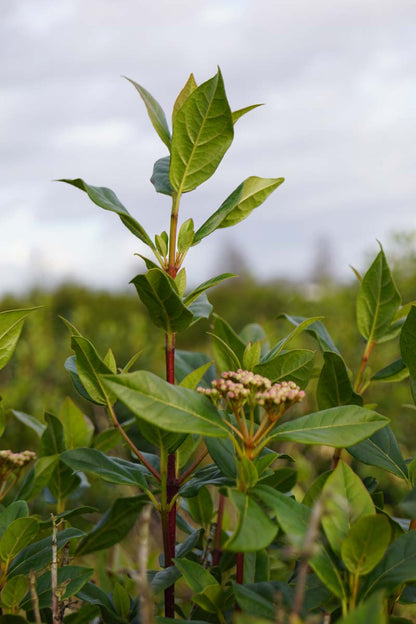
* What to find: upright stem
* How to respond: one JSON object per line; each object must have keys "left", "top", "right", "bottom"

{"left": 212, "top": 494, "right": 225, "bottom": 566}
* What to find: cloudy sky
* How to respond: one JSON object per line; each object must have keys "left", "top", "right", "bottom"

{"left": 1, "top": 0, "right": 415, "bottom": 294}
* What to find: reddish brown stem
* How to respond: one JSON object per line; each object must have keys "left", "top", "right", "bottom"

{"left": 410, "top": 518, "right": 416, "bottom": 530}
{"left": 331, "top": 448, "right": 342, "bottom": 470}
{"left": 212, "top": 494, "right": 225, "bottom": 566}
{"left": 236, "top": 552, "right": 244, "bottom": 583}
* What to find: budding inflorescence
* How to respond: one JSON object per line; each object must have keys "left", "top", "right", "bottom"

{"left": 198, "top": 369, "right": 305, "bottom": 459}
{"left": 0, "top": 449, "right": 36, "bottom": 469}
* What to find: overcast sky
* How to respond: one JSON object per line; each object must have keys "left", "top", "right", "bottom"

{"left": 1, "top": 0, "right": 415, "bottom": 294}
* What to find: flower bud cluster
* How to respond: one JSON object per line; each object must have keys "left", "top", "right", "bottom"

{"left": 256, "top": 380, "right": 305, "bottom": 419}
{"left": 0, "top": 449, "right": 36, "bottom": 470}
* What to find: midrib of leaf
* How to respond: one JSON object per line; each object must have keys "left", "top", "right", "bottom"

{"left": 274, "top": 418, "right": 386, "bottom": 437}
{"left": 0, "top": 318, "right": 24, "bottom": 342}
{"left": 79, "top": 345, "right": 112, "bottom": 406}
{"left": 362, "top": 546, "right": 416, "bottom": 597}
{"left": 361, "top": 438, "right": 408, "bottom": 480}
{"left": 175, "top": 79, "right": 219, "bottom": 196}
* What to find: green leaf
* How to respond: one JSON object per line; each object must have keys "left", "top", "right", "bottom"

{"left": 188, "top": 293, "right": 213, "bottom": 324}
{"left": 204, "top": 437, "right": 236, "bottom": 480}
{"left": 232, "top": 582, "right": 280, "bottom": 620}
{"left": 151, "top": 156, "right": 173, "bottom": 196}
{"left": 399, "top": 488, "right": 416, "bottom": 517}
{"left": 102, "top": 370, "right": 228, "bottom": 438}
{"left": 321, "top": 461, "right": 375, "bottom": 556}
{"left": 212, "top": 314, "right": 246, "bottom": 363}
{"left": 0, "top": 308, "right": 37, "bottom": 371}
{"left": 187, "top": 487, "right": 213, "bottom": 527}
{"left": 223, "top": 489, "right": 278, "bottom": 552}
{"left": 357, "top": 247, "right": 401, "bottom": 343}
{"left": 61, "top": 447, "right": 149, "bottom": 489}
{"left": 17, "top": 455, "right": 59, "bottom": 501}
{"left": 10, "top": 410, "right": 45, "bottom": 437}
{"left": 0, "top": 518, "right": 39, "bottom": 567}
{"left": 232, "top": 104, "right": 263, "bottom": 124}
{"left": 177, "top": 218, "right": 195, "bottom": 254}
{"left": 360, "top": 530, "right": 416, "bottom": 598}
{"left": 372, "top": 358, "right": 409, "bottom": 383}
{"left": 172, "top": 73, "right": 197, "bottom": 120}
{"left": 71, "top": 335, "right": 115, "bottom": 405}
{"left": 112, "top": 582, "right": 131, "bottom": 619}
{"left": 0, "top": 503, "right": 29, "bottom": 540}
{"left": 175, "top": 350, "right": 215, "bottom": 387}
{"left": 57, "top": 397, "right": 94, "bottom": 449}
{"left": 59, "top": 178, "right": 154, "bottom": 247}
{"left": 173, "top": 558, "right": 219, "bottom": 594}
{"left": 179, "top": 360, "right": 214, "bottom": 390}
{"left": 20, "top": 566, "right": 93, "bottom": 610}
{"left": 254, "top": 349, "right": 315, "bottom": 388}
{"left": 341, "top": 514, "right": 391, "bottom": 575}
{"left": 194, "top": 176, "right": 284, "bottom": 244}
{"left": 39, "top": 413, "right": 66, "bottom": 456}
{"left": 243, "top": 341, "right": 262, "bottom": 371}
{"left": 48, "top": 461, "right": 82, "bottom": 502}
{"left": 264, "top": 316, "right": 324, "bottom": 360}
{"left": 184, "top": 274, "right": 235, "bottom": 306}
{"left": 317, "top": 351, "right": 363, "bottom": 409}
{"left": 335, "top": 592, "right": 386, "bottom": 624}
{"left": 271, "top": 405, "right": 389, "bottom": 447}
{"left": 76, "top": 496, "right": 147, "bottom": 556}
{"left": 125, "top": 76, "right": 171, "bottom": 149}
{"left": 132, "top": 268, "right": 193, "bottom": 333}
{"left": 348, "top": 425, "right": 408, "bottom": 480}
{"left": 170, "top": 68, "right": 234, "bottom": 193}
{"left": 259, "top": 467, "right": 297, "bottom": 493}
{"left": 1, "top": 575, "right": 27, "bottom": 609}
{"left": 400, "top": 306, "right": 416, "bottom": 403}
{"left": 278, "top": 314, "right": 339, "bottom": 353}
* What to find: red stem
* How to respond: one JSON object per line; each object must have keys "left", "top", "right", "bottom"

{"left": 236, "top": 552, "right": 244, "bottom": 584}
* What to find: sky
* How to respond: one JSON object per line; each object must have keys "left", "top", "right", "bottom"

{"left": 1, "top": 0, "right": 415, "bottom": 294}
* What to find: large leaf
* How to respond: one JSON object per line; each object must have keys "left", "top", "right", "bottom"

{"left": 125, "top": 77, "right": 171, "bottom": 149}
{"left": 341, "top": 514, "right": 391, "bottom": 576}
{"left": 321, "top": 462, "right": 375, "bottom": 556}
{"left": 169, "top": 68, "right": 233, "bottom": 193}
{"left": 132, "top": 268, "right": 193, "bottom": 333}
{"left": 150, "top": 156, "right": 173, "bottom": 196}
{"left": 59, "top": 178, "right": 153, "bottom": 247}
{"left": 357, "top": 247, "right": 401, "bottom": 343}
{"left": 360, "top": 530, "right": 416, "bottom": 598}
{"left": 317, "top": 351, "right": 362, "bottom": 409}
{"left": 0, "top": 308, "right": 37, "bottom": 371}
{"left": 193, "top": 177, "right": 284, "bottom": 244}
{"left": 20, "top": 565, "right": 93, "bottom": 610}
{"left": 102, "top": 370, "right": 228, "bottom": 437}
{"left": 76, "top": 496, "right": 147, "bottom": 556}
{"left": 61, "top": 447, "right": 149, "bottom": 489}
{"left": 348, "top": 425, "right": 408, "bottom": 480}
{"left": 71, "top": 335, "right": 115, "bottom": 405}
{"left": 0, "top": 518, "right": 39, "bottom": 567}
{"left": 270, "top": 405, "right": 389, "bottom": 447}
{"left": 254, "top": 349, "right": 315, "bottom": 388}
{"left": 400, "top": 305, "right": 416, "bottom": 403}
{"left": 0, "top": 503, "right": 29, "bottom": 539}
{"left": 223, "top": 490, "right": 278, "bottom": 552}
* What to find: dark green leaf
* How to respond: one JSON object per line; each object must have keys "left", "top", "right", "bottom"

{"left": 184, "top": 274, "right": 235, "bottom": 306}
{"left": 151, "top": 156, "right": 173, "bottom": 196}
{"left": 254, "top": 349, "right": 315, "bottom": 388}
{"left": 170, "top": 68, "right": 233, "bottom": 193}
{"left": 132, "top": 268, "right": 193, "bottom": 333}
{"left": 0, "top": 502, "right": 29, "bottom": 539}
{"left": 71, "top": 335, "right": 115, "bottom": 406}
{"left": 278, "top": 314, "right": 339, "bottom": 353}
{"left": 335, "top": 592, "right": 386, "bottom": 624}
{"left": 21, "top": 566, "right": 93, "bottom": 610}
{"left": 187, "top": 487, "right": 213, "bottom": 526}
{"left": 341, "top": 514, "right": 391, "bottom": 575}
{"left": 39, "top": 413, "right": 66, "bottom": 456}
{"left": 205, "top": 437, "right": 236, "bottom": 479}
{"left": 317, "top": 351, "right": 363, "bottom": 409}
{"left": 357, "top": 247, "right": 401, "bottom": 343}
{"left": 348, "top": 425, "right": 408, "bottom": 480}
{"left": 399, "top": 488, "right": 416, "bottom": 517}
{"left": 223, "top": 489, "right": 278, "bottom": 552}
{"left": 175, "top": 350, "right": 216, "bottom": 387}
{"left": 59, "top": 179, "right": 153, "bottom": 247}
{"left": 372, "top": 358, "right": 409, "bottom": 383}
{"left": 193, "top": 177, "right": 284, "bottom": 244}
{"left": 232, "top": 583, "right": 275, "bottom": 619}
{"left": 400, "top": 306, "right": 416, "bottom": 403}
{"left": 10, "top": 410, "right": 45, "bottom": 437}
{"left": 102, "top": 370, "right": 228, "bottom": 437}
{"left": 188, "top": 293, "right": 213, "bottom": 324}
{"left": 125, "top": 77, "right": 171, "bottom": 149}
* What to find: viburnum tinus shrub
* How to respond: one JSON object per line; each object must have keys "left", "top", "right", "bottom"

{"left": 44, "top": 69, "right": 416, "bottom": 624}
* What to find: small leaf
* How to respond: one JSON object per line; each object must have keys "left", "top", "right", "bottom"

{"left": 187, "top": 487, "right": 213, "bottom": 526}
{"left": 179, "top": 360, "right": 214, "bottom": 390}
{"left": 194, "top": 177, "right": 283, "bottom": 244}
{"left": 0, "top": 503, "right": 29, "bottom": 539}
{"left": 243, "top": 341, "right": 262, "bottom": 370}
{"left": 113, "top": 582, "right": 130, "bottom": 619}
{"left": 170, "top": 68, "right": 234, "bottom": 193}
{"left": 59, "top": 178, "right": 154, "bottom": 247}
{"left": 71, "top": 335, "right": 115, "bottom": 405}
{"left": 125, "top": 76, "right": 171, "bottom": 149}
{"left": 150, "top": 156, "right": 173, "bottom": 196}
{"left": 278, "top": 314, "right": 339, "bottom": 353}
{"left": 317, "top": 351, "right": 363, "bottom": 409}
{"left": 11, "top": 410, "right": 45, "bottom": 437}
{"left": 173, "top": 558, "right": 219, "bottom": 594}
{"left": 232, "top": 103, "right": 263, "bottom": 124}
{"left": 177, "top": 218, "right": 195, "bottom": 254}
{"left": 357, "top": 247, "right": 401, "bottom": 343}
{"left": 341, "top": 514, "right": 391, "bottom": 575}
{"left": 184, "top": 274, "right": 235, "bottom": 306}
{"left": 132, "top": 268, "right": 193, "bottom": 333}
{"left": 0, "top": 308, "right": 38, "bottom": 371}
{"left": 372, "top": 358, "right": 409, "bottom": 383}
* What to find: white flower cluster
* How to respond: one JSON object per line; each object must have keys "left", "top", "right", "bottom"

{"left": 0, "top": 449, "right": 36, "bottom": 469}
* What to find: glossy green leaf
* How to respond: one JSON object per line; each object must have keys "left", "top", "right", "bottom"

{"left": 173, "top": 558, "right": 219, "bottom": 594}
{"left": 132, "top": 268, "right": 193, "bottom": 333}
{"left": 39, "top": 412, "right": 65, "bottom": 457}
{"left": 188, "top": 293, "right": 213, "bottom": 324}
{"left": 172, "top": 73, "right": 197, "bottom": 120}
{"left": 59, "top": 178, "right": 154, "bottom": 247}
{"left": 357, "top": 247, "right": 401, "bottom": 343}
{"left": 125, "top": 77, "right": 171, "bottom": 149}
{"left": 259, "top": 467, "right": 297, "bottom": 493}
{"left": 223, "top": 489, "right": 278, "bottom": 552}
{"left": 17, "top": 455, "right": 59, "bottom": 501}
{"left": 254, "top": 349, "right": 315, "bottom": 388}
{"left": 57, "top": 397, "right": 94, "bottom": 449}
{"left": 102, "top": 370, "right": 228, "bottom": 437}
{"left": 0, "top": 503, "right": 29, "bottom": 539}
{"left": 264, "top": 316, "right": 324, "bottom": 360}
{"left": 341, "top": 514, "right": 391, "bottom": 575}
{"left": 10, "top": 410, "right": 45, "bottom": 437}
{"left": 204, "top": 437, "right": 236, "bottom": 480}
{"left": 151, "top": 156, "right": 173, "bottom": 196}
{"left": 232, "top": 103, "right": 263, "bottom": 124}
{"left": 76, "top": 496, "right": 147, "bottom": 556}
{"left": 335, "top": 592, "right": 386, "bottom": 624}
{"left": 61, "top": 447, "right": 149, "bottom": 489}
{"left": 317, "top": 351, "right": 363, "bottom": 409}
{"left": 400, "top": 306, "right": 416, "bottom": 403}
{"left": 7, "top": 528, "right": 84, "bottom": 578}
{"left": 20, "top": 565, "right": 93, "bottom": 610}
{"left": 372, "top": 358, "right": 409, "bottom": 383}
{"left": 1, "top": 575, "right": 27, "bottom": 609}
{"left": 170, "top": 68, "right": 233, "bottom": 193}
{"left": 278, "top": 314, "right": 339, "bottom": 353}
{"left": 71, "top": 335, "right": 115, "bottom": 405}
{"left": 360, "top": 530, "right": 416, "bottom": 598}
{"left": 65, "top": 355, "right": 101, "bottom": 405}
{"left": 187, "top": 487, "right": 213, "bottom": 526}
{"left": 48, "top": 461, "right": 82, "bottom": 502}
{"left": 194, "top": 176, "right": 284, "bottom": 243}
{"left": 348, "top": 425, "right": 408, "bottom": 480}
{"left": 0, "top": 518, "right": 39, "bottom": 566}
{"left": 321, "top": 461, "right": 375, "bottom": 556}
{"left": 0, "top": 308, "right": 37, "bottom": 371}
{"left": 184, "top": 273, "right": 235, "bottom": 306}
{"left": 271, "top": 405, "right": 389, "bottom": 447}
